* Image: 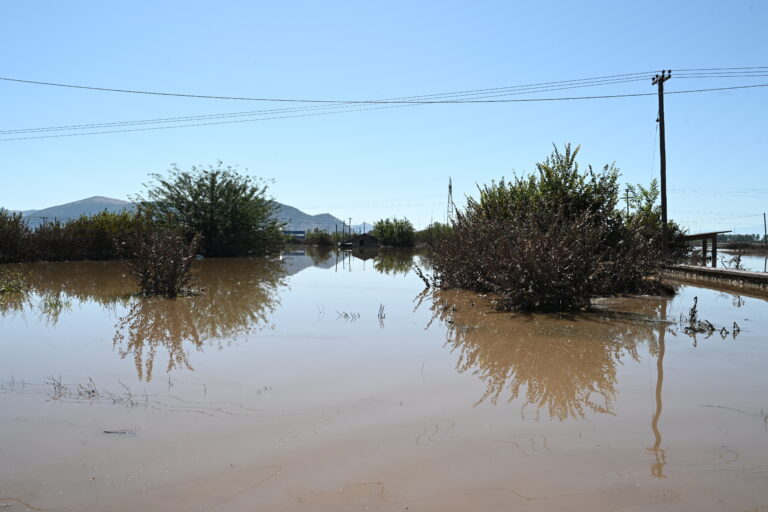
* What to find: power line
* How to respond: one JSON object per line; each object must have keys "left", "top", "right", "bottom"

{"left": 2, "top": 83, "right": 767, "bottom": 141}
{"left": 674, "top": 66, "right": 768, "bottom": 72}
{"left": 0, "top": 75, "right": 653, "bottom": 135}
{"left": 0, "top": 71, "right": 657, "bottom": 103}
{"left": 3, "top": 68, "right": 766, "bottom": 103}
{"left": 1, "top": 68, "right": 764, "bottom": 137}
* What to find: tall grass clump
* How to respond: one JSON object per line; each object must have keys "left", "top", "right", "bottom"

{"left": 432, "top": 144, "right": 668, "bottom": 312}
{"left": 121, "top": 220, "right": 201, "bottom": 298}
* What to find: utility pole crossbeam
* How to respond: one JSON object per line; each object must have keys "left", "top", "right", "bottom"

{"left": 652, "top": 70, "right": 672, "bottom": 260}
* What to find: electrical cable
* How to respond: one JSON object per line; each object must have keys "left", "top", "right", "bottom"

{"left": 0, "top": 76, "right": 652, "bottom": 135}
{"left": 3, "top": 82, "right": 767, "bottom": 141}
{"left": 0, "top": 71, "right": 657, "bottom": 103}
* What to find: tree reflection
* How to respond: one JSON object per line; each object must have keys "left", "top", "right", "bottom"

{"left": 1, "top": 261, "right": 135, "bottom": 309}
{"left": 112, "top": 257, "right": 286, "bottom": 381}
{"left": 373, "top": 248, "right": 415, "bottom": 275}
{"left": 429, "top": 290, "right": 669, "bottom": 420}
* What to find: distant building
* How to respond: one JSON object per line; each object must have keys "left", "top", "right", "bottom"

{"left": 282, "top": 230, "right": 306, "bottom": 240}
{"left": 343, "top": 233, "right": 379, "bottom": 249}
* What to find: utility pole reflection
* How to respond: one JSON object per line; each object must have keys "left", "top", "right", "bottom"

{"left": 649, "top": 303, "right": 668, "bottom": 478}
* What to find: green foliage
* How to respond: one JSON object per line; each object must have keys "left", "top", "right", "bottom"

{"left": 136, "top": 162, "right": 284, "bottom": 257}
{"left": 303, "top": 228, "right": 335, "bottom": 246}
{"left": 0, "top": 209, "right": 30, "bottom": 263}
{"left": 29, "top": 211, "right": 139, "bottom": 262}
{"left": 720, "top": 233, "right": 763, "bottom": 243}
{"left": 470, "top": 144, "right": 621, "bottom": 230}
{"left": 0, "top": 209, "right": 140, "bottom": 263}
{"left": 372, "top": 217, "right": 415, "bottom": 247}
{"left": 415, "top": 222, "right": 453, "bottom": 246}
{"left": 433, "top": 144, "right": 666, "bottom": 312}
{"left": 624, "top": 179, "right": 689, "bottom": 261}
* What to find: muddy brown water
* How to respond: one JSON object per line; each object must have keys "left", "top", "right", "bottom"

{"left": 1, "top": 249, "right": 767, "bottom": 511}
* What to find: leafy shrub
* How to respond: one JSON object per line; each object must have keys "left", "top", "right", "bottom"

{"left": 432, "top": 144, "right": 666, "bottom": 312}
{"left": 122, "top": 222, "right": 201, "bottom": 298}
{"left": 0, "top": 209, "right": 30, "bottom": 263}
{"left": 372, "top": 218, "right": 415, "bottom": 246}
{"left": 27, "top": 211, "right": 138, "bottom": 262}
{"left": 624, "top": 180, "right": 689, "bottom": 262}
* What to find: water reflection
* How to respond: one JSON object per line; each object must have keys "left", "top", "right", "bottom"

{"left": 373, "top": 249, "right": 414, "bottom": 276}
{"left": 648, "top": 324, "right": 666, "bottom": 478}
{"left": 429, "top": 290, "right": 670, "bottom": 421}
{"left": 112, "top": 258, "right": 286, "bottom": 381}
{"left": 1, "top": 261, "right": 136, "bottom": 308}
{"left": 280, "top": 246, "right": 418, "bottom": 276}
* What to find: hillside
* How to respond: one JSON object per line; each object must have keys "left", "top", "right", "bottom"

{"left": 273, "top": 203, "right": 350, "bottom": 233}
{"left": 14, "top": 196, "right": 353, "bottom": 234}
{"left": 22, "top": 196, "right": 135, "bottom": 229}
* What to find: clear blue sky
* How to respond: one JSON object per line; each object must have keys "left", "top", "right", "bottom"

{"left": 1, "top": 0, "right": 766, "bottom": 233}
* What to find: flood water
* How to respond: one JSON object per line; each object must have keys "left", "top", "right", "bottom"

{"left": 700, "top": 249, "right": 768, "bottom": 273}
{"left": 1, "top": 248, "right": 767, "bottom": 511}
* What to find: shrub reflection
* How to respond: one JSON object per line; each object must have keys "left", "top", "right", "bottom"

{"left": 112, "top": 258, "right": 286, "bottom": 381}
{"left": 430, "top": 290, "right": 668, "bottom": 420}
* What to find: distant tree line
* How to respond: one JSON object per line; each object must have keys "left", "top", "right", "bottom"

{"left": 0, "top": 162, "right": 285, "bottom": 266}
{"left": 719, "top": 233, "right": 766, "bottom": 243}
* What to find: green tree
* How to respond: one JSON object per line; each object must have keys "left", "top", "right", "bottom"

{"left": 625, "top": 179, "right": 689, "bottom": 261}
{"left": 415, "top": 221, "right": 453, "bottom": 246}
{"left": 136, "top": 162, "right": 284, "bottom": 256}
{"left": 0, "top": 209, "right": 30, "bottom": 263}
{"left": 372, "top": 218, "right": 415, "bottom": 246}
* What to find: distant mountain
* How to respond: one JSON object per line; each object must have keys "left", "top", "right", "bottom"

{"left": 273, "top": 203, "right": 349, "bottom": 234}
{"left": 22, "top": 196, "right": 135, "bottom": 229}
{"left": 13, "top": 196, "right": 351, "bottom": 234}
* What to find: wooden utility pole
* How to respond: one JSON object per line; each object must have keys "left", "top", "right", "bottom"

{"left": 763, "top": 212, "right": 767, "bottom": 252}
{"left": 652, "top": 70, "right": 672, "bottom": 259}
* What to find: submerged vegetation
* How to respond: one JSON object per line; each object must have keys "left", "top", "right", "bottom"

{"left": 0, "top": 209, "right": 138, "bottom": 263}
{"left": 121, "top": 221, "right": 200, "bottom": 298}
{"left": 432, "top": 144, "right": 684, "bottom": 312}
{"left": 0, "top": 163, "right": 286, "bottom": 296}
{"left": 0, "top": 269, "right": 28, "bottom": 294}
